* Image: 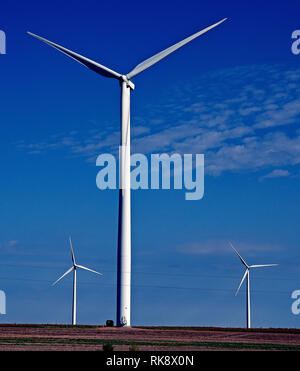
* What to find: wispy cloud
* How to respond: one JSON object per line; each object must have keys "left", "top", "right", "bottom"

{"left": 0, "top": 240, "right": 19, "bottom": 250}
{"left": 259, "top": 169, "right": 290, "bottom": 181}
{"left": 177, "top": 239, "right": 282, "bottom": 256}
{"left": 17, "top": 64, "right": 300, "bottom": 177}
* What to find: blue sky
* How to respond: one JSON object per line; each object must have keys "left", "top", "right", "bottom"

{"left": 0, "top": 0, "right": 300, "bottom": 327}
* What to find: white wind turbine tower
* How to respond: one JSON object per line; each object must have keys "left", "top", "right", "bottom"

{"left": 28, "top": 18, "right": 227, "bottom": 326}
{"left": 230, "top": 242, "right": 278, "bottom": 329}
{"left": 53, "top": 237, "right": 102, "bottom": 325}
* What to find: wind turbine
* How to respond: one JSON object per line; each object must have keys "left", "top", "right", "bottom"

{"left": 28, "top": 18, "right": 227, "bottom": 326}
{"left": 230, "top": 242, "right": 278, "bottom": 329}
{"left": 53, "top": 237, "right": 102, "bottom": 325}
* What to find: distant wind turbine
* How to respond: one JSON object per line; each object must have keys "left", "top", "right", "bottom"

{"left": 28, "top": 18, "right": 227, "bottom": 326}
{"left": 53, "top": 237, "right": 102, "bottom": 325}
{"left": 230, "top": 242, "right": 278, "bottom": 329}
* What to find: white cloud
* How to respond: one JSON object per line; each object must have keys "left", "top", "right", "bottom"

{"left": 0, "top": 240, "right": 19, "bottom": 250}
{"left": 177, "top": 239, "right": 282, "bottom": 256}
{"left": 17, "top": 64, "right": 300, "bottom": 178}
{"left": 260, "top": 169, "right": 290, "bottom": 180}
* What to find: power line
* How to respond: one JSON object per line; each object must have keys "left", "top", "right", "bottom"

{"left": 0, "top": 275, "right": 294, "bottom": 295}
{"left": 0, "top": 262, "right": 299, "bottom": 282}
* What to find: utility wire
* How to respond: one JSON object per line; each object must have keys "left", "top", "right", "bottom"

{"left": 0, "top": 263, "right": 298, "bottom": 282}
{"left": 0, "top": 275, "right": 295, "bottom": 295}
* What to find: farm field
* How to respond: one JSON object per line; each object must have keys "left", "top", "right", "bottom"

{"left": 0, "top": 325, "right": 299, "bottom": 351}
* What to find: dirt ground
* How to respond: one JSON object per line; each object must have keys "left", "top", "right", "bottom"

{"left": 0, "top": 325, "right": 299, "bottom": 351}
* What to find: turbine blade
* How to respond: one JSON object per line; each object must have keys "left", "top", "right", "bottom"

{"left": 27, "top": 32, "right": 122, "bottom": 79}
{"left": 126, "top": 18, "right": 227, "bottom": 79}
{"left": 69, "top": 236, "right": 76, "bottom": 265}
{"left": 52, "top": 266, "right": 74, "bottom": 286}
{"left": 229, "top": 242, "right": 248, "bottom": 268}
{"left": 76, "top": 264, "right": 103, "bottom": 275}
{"left": 235, "top": 269, "right": 248, "bottom": 296}
{"left": 249, "top": 264, "right": 279, "bottom": 268}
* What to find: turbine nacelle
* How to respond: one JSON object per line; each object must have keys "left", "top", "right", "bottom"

{"left": 121, "top": 75, "right": 135, "bottom": 90}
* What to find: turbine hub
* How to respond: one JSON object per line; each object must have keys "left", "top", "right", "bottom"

{"left": 121, "top": 75, "right": 135, "bottom": 90}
